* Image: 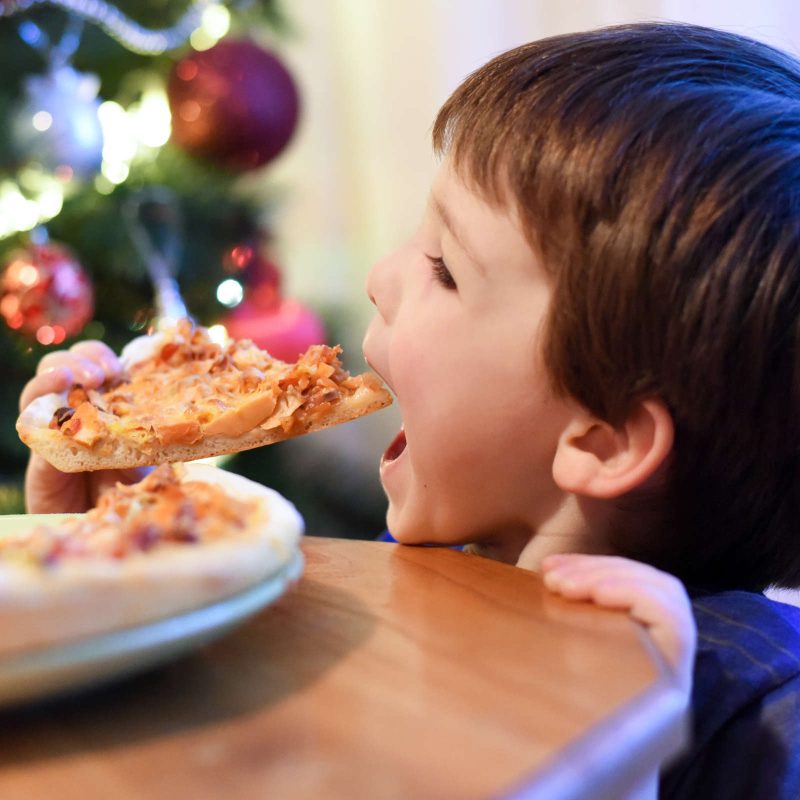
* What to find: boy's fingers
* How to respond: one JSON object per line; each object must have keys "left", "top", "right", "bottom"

{"left": 542, "top": 554, "right": 695, "bottom": 692}
{"left": 541, "top": 557, "right": 688, "bottom": 625}
{"left": 586, "top": 578, "right": 695, "bottom": 689}
{"left": 24, "top": 342, "right": 119, "bottom": 413}
{"left": 36, "top": 351, "right": 106, "bottom": 386}
{"left": 24, "top": 453, "right": 89, "bottom": 514}
{"left": 69, "top": 341, "right": 122, "bottom": 379}
{"left": 19, "top": 367, "right": 73, "bottom": 412}
{"left": 543, "top": 554, "right": 678, "bottom": 593}
{"left": 543, "top": 552, "right": 662, "bottom": 574}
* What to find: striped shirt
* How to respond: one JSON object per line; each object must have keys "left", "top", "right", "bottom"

{"left": 661, "top": 590, "right": 800, "bottom": 798}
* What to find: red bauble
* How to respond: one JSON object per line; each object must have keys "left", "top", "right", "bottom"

{"left": 168, "top": 39, "right": 300, "bottom": 171}
{"left": 0, "top": 242, "right": 94, "bottom": 345}
{"left": 224, "top": 298, "right": 326, "bottom": 363}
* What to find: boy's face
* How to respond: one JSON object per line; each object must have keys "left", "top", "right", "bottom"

{"left": 363, "top": 159, "right": 579, "bottom": 553}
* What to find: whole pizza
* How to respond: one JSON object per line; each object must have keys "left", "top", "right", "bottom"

{"left": 0, "top": 462, "right": 303, "bottom": 656}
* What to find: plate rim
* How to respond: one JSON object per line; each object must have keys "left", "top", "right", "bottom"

{"left": 0, "top": 548, "right": 303, "bottom": 707}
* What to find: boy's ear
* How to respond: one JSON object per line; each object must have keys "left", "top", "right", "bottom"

{"left": 552, "top": 399, "right": 674, "bottom": 498}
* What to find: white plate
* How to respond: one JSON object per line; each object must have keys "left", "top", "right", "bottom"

{"left": 0, "top": 514, "right": 303, "bottom": 708}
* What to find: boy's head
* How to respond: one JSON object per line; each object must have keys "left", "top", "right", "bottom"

{"left": 366, "top": 22, "right": 800, "bottom": 591}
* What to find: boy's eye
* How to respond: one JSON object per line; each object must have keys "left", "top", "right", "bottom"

{"left": 428, "top": 256, "right": 457, "bottom": 290}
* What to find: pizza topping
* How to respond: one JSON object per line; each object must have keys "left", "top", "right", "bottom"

{"left": 46, "top": 321, "right": 370, "bottom": 451}
{"left": 67, "top": 385, "right": 90, "bottom": 407}
{"left": 153, "top": 418, "right": 203, "bottom": 445}
{"left": 49, "top": 406, "right": 75, "bottom": 429}
{"left": 203, "top": 390, "right": 277, "bottom": 437}
{"left": 0, "top": 464, "right": 258, "bottom": 568}
{"left": 60, "top": 402, "right": 108, "bottom": 447}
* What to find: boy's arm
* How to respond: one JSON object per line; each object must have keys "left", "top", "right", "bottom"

{"left": 541, "top": 554, "right": 697, "bottom": 694}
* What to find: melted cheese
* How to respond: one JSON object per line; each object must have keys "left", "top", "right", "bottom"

{"left": 53, "top": 321, "right": 360, "bottom": 449}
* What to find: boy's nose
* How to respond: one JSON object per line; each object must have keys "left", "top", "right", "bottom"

{"left": 365, "top": 260, "right": 381, "bottom": 307}
{"left": 365, "top": 253, "right": 399, "bottom": 323}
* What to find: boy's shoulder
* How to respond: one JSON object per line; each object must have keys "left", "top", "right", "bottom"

{"left": 661, "top": 590, "right": 800, "bottom": 799}
{"left": 693, "top": 587, "right": 800, "bottom": 634}
{"left": 690, "top": 589, "right": 800, "bottom": 717}
{"left": 692, "top": 589, "right": 800, "bottom": 676}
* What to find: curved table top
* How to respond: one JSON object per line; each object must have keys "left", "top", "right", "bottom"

{"left": 0, "top": 537, "right": 686, "bottom": 799}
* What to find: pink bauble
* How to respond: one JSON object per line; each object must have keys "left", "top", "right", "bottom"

{"left": 224, "top": 297, "right": 325, "bottom": 363}
{"left": 168, "top": 39, "right": 300, "bottom": 171}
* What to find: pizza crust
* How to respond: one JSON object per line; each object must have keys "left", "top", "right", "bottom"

{"left": 0, "top": 463, "right": 303, "bottom": 656}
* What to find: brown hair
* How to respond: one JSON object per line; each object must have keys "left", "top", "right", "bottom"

{"left": 434, "top": 22, "right": 800, "bottom": 591}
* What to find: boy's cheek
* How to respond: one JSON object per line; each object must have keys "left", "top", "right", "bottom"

{"left": 384, "top": 351, "right": 429, "bottom": 409}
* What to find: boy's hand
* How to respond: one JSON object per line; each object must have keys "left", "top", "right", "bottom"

{"left": 541, "top": 554, "right": 697, "bottom": 694}
{"left": 20, "top": 341, "right": 146, "bottom": 514}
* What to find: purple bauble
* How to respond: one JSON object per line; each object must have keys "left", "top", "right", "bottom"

{"left": 168, "top": 39, "right": 300, "bottom": 171}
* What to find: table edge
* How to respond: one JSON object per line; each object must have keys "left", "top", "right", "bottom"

{"left": 503, "top": 628, "right": 688, "bottom": 800}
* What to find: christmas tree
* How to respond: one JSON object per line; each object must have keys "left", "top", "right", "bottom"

{"left": 0, "top": 1, "right": 383, "bottom": 536}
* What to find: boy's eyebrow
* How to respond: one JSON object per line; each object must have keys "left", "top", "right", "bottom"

{"left": 431, "top": 194, "right": 486, "bottom": 275}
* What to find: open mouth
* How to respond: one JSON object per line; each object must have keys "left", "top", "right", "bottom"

{"left": 382, "top": 428, "right": 407, "bottom": 464}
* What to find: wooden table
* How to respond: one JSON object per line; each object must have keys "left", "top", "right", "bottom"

{"left": 0, "top": 538, "right": 687, "bottom": 800}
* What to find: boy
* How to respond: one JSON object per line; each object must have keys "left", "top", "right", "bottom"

{"left": 363, "top": 20, "right": 800, "bottom": 797}
{"left": 20, "top": 21, "right": 800, "bottom": 798}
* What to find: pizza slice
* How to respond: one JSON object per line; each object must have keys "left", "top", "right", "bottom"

{"left": 17, "top": 319, "right": 392, "bottom": 472}
{"left": 0, "top": 462, "right": 303, "bottom": 656}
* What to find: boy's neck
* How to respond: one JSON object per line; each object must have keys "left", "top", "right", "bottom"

{"left": 466, "top": 496, "right": 611, "bottom": 571}
{"left": 463, "top": 537, "right": 528, "bottom": 565}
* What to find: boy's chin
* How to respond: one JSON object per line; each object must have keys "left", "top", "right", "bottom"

{"left": 384, "top": 507, "right": 425, "bottom": 545}
{"left": 384, "top": 506, "right": 410, "bottom": 543}
{"left": 385, "top": 508, "right": 466, "bottom": 548}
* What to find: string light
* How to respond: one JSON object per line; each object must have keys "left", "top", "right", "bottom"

{"left": 0, "top": 1, "right": 233, "bottom": 241}
{"left": 0, "top": 181, "right": 60, "bottom": 238}
{"left": 0, "top": 176, "right": 66, "bottom": 239}
{"left": 98, "top": 100, "right": 136, "bottom": 163}
{"left": 2, "top": 0, "right": 223, "bottom": 55}
{"left": 216, "top": 278, "right": 244, "bottom": 307}
{"left": 0, "top": 0, "right": 237, "bottom": 243}
{"left": 31, "top": 111, "right": 53, "bottom": 131}
{"left": 131, "top": 88, "right": 172, "bottom": 148}
{"left": 0, "top": 78, "right": 176, "bottom": 241}
{"left": 191, "top": 3, "right": 230, "bottom": 51}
